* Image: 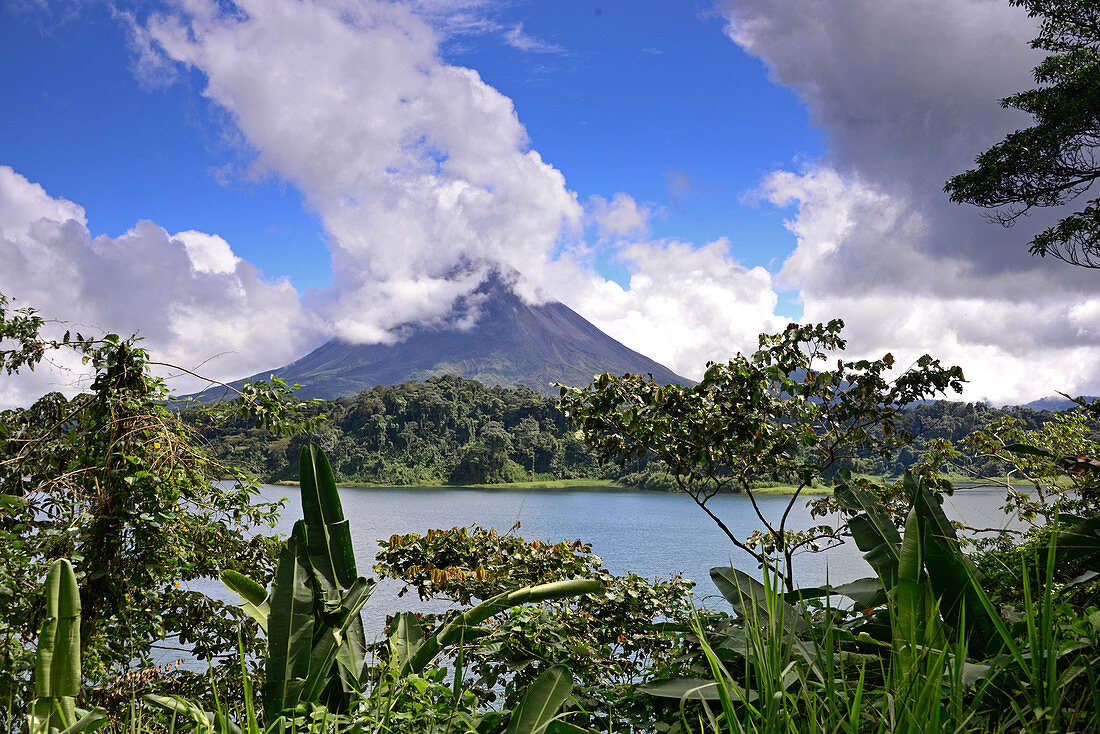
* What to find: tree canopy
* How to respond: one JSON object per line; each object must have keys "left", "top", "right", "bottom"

{"left": 0, "top": 292, "right": 313, "bottom": 711}
{"left": 945, "top": 0, "right": 1100, "bottom": 267}
{"left": 558, "top": 320, "right": 965, "bottom": 590}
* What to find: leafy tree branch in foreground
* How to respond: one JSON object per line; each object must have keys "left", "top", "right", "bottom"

{"left": 0, "top": 292, "right": 315, "bottom": 714}
{"left": 558, "top": 319, "right": 965, "bottom": 592}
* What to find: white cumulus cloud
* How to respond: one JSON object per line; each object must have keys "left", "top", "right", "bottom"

{"left": 563, "top": 238, "right": 785, "bottom": 378}
{"left": 136, "top": 0, "right": 583, "bottom": 337}
{"left": 588, "top": 193, "right": 652, "bottom": 239}
{"left": 0, "top": 166, "right": 314, "bottom": 408}
{"left": 127, "top": 0, "right": 782, "bottom": 379}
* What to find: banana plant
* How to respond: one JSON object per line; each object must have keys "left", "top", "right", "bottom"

{"left": 27, "top": 558, "right": 106, "bottom": 734}
{"left": 836, "top": 471, "right": 999, "bottom": 653}
{"left": 211, "top": 444, "right": 605, "bottom": 728}
{"left": 643, "top": 471, "right": 1005, "bottom": 708}
{"left": 216, "top": 443, "right": 375, "bottom": 724}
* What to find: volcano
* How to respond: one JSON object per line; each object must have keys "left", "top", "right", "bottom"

{"left": 217, "top": 273, "right": 688, "bottom": 400}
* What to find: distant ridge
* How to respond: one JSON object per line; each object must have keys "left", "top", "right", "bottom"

{"left": 207, "top": 271, "right": 688, "bottom": 400}
{"left": 1021, "top": 395, "right": 1099, "bottom": 412}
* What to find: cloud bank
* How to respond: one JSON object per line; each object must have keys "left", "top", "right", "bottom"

{"left": 128, "top": 0, "right": 782, "bottom": 379}
{"left": 135, "top": 0, "right": 583, "bottom": 334}
{"left": 721, "top": 0, "right": 1100, "bottom": 404}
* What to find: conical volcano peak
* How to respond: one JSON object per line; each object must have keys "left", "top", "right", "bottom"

{"left": 216, "top": 270, "right": 687, "bottom": 399}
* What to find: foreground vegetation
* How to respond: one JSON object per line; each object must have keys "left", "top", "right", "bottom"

{"left": 4, "top": 286, "right": 1099, "bottom": 734}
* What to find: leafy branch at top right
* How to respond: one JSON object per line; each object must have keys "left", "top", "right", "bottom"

{"left": 945, "top": 0, "right": 1100, "bottom": 268}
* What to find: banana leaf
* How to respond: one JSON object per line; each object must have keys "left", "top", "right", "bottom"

{"left": 220, "top": 569, "right": 270, "bottom": 633}
{"left": 710, "top": 566, "right": 807, "bottom": 633}
{"left": 401, "top": 578, "right": 605, "bottom": 676}
{"left": 911, "top": 477, "right": 998, "bottom": 653}
{"left": 505, "top": 665, "right": 573, "bottom": 734}
{"left": 263, "top": 521, "right": 315, "bottom": 723}
{"left": 784, "top": 577, "right": 886, "bottom": 608}
{"left": 299, "top": 444, "right": 368, "bottom": 697}
{"left": 29, "top": 559, "right": 83, "bottom": 734}
{"left": 388, "top": 611, "right": 425, "bottom": 672}
{"left": 639, "top": 677, "right": 758, "bottom": 704}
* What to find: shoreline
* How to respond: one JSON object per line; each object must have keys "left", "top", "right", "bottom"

{"left": 269, "top": 477, "right": 837, "bottom": 493}
{"left": 264, "top": 475, "right": 1025, "bottom": 493}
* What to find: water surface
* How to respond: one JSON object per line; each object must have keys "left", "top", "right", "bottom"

{"left": 185, "top": 483, "right": 1023, "bottom": 644}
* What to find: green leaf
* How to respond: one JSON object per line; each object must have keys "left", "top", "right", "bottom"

{"left": 0, "top": 493, "right": 25, "bottom": 508}
{"left": 1054, "top": 516, "right": 1100, "bottom": 569}
{"left": 388, "top": 611, "right": 425, "bottom": 672}
{"left": 639, "top": 677, "right": 739, "bottom": 702}
{"left": 262, "top": 521, "right": 315, "bottom": 723}
{"left": 785, "top": 577, "right": 885, "bottom": 608}
{"left": 142, "top": 695, "right": 217, "bottom": 734}
{"left": 299, "top": 444, "right": 356, "bottom": 586}
{"left": 220, "top": 569, "right": 270, "bottom": 633}
{"left": 544, "top": 721, "right": 597, "bottom": 734}
{"left": 837, "top": 485, "right": 902, "bottom": 549}
{"left": 298, "top": 444, "right": 367, "bottom": 699}
{"left": 913, "top": 479, "right": 998, "bottom": 651}
{"left": 30, "top": 559, "right": 82, "bottom": 734}
{"left": 1003, "top": 443, "right": 1055, "bottom": 458}
{"left": 401, "top": 578, "right": 605, "bottom": 676}
{"left": 894, "top": 506, "right": 925, "bottom": 648}
{"left": 505, "top": 665, "right": 574, "bottom": 734}
{"left": 710, "top": 566, "right": 807, "bottom": 633}
{"left": 298, "top": 576, "right": 375, "bottom": 707}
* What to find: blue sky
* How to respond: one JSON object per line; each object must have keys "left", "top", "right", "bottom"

{"left": 1, "top": 1, "right": 818, "bottom": 298}
{"left": 2, "top": 0, "right": 1099, "bottom": 407}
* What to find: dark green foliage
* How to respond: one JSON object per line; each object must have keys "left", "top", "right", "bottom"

{"left": 966, "top": 398, "right": 1100, "bottom": 606}
{"left": 374, "top": 525, "right": 695, "bottom": 733}
{"left": 0, "top": 342, "right": 282, "bottom": 702}
{"left": 884, "top": 400, "right": 1054, "bottom": 478}
{"left": 0, "top": 292, "right": 313, "bottom": 719}
{"left": 197, "top": 380, "right": 1064, "bottom": 491}
{"left": 945, "top": 0, "right": 1100, "bottom": 267}
{"left": 198, "top": 375, "right": 606, "bottom": 485}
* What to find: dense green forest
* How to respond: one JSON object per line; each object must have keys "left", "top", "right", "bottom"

{"left": 194, "top": 374, "right": 1057, "bottom": 486}
{"left": 194, "top": 375, "right": 606, "bottom": 484}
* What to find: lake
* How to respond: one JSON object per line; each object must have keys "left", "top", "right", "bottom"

{"left": 183, "top": 482, "right": 1024, "bottom": 653}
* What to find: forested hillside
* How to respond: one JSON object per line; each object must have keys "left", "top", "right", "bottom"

{"left": 195, "top": 374, "right": 1058, "bottom": 486}
{"left": 873, "top": 399, "right": 1054, "bottom": 477}
{"left": 195, "top": 374, "right": 607, "bottom": 484}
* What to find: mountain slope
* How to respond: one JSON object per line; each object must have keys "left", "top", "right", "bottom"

{"left": 1022, "top": 395, "right": 1099, "bottom": 412}
{"left": 221, "top": 274, "right": 688, "bottom": 399}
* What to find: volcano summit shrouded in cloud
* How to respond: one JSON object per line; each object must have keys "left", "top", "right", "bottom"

{"left": 209, "top": 268, "right": 688, "bottom": 400}
{"left": 2, "top": 0, "right": 1099, "bottom": 408}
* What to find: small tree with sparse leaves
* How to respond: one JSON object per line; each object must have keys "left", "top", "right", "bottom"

{"left": 558, "top": 320, "right": 965, "bottom": 591}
